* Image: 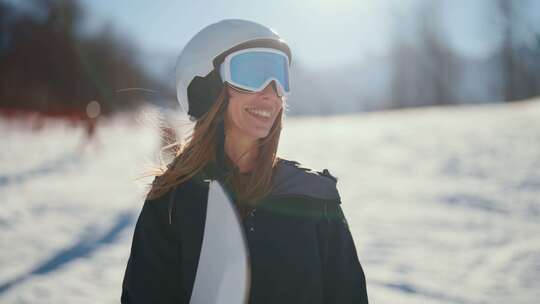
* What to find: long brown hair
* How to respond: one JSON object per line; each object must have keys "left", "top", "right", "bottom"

{"left": 146, "top": 86, "right": 284, "bottom": 217}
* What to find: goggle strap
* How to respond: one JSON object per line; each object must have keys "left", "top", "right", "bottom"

{"left": 213, "top": 39, "right": 292, "bottom": 68}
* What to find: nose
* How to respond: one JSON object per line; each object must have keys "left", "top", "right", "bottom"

{"left": 259, "top": 81, "right": 279, "bottom": 98}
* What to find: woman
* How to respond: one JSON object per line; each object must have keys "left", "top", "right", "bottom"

{"left": 121, "top": 19, "right": 368, "bottom": 303}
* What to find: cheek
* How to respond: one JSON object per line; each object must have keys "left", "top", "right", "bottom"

{"left": 226, "top": 98, "right": 247, "bottom": 125}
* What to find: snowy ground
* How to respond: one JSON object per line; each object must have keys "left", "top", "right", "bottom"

{"left": 1, "top": 100, "right": 539, "bottom": 303}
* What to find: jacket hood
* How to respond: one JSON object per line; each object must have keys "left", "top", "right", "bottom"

{"left": 197, "top": 157, "right": 341, "bottom": 203}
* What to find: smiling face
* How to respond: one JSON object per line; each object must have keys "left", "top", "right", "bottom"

{"left": 224, "top": 83, "right": 283, "bottom": 141}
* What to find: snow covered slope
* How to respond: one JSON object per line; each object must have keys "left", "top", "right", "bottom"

{"left": 1, "top": 100, "right": 539, "bottom": 303}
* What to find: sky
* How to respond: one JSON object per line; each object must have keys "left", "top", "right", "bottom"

{"left": 78, "top": 0, "right": 399, "bottom": 68}
{"left": 77, "top": 0, "right": 540, "bottom": 68}
{"left": 4, "top": 0, "right": 539, "bottom": 68}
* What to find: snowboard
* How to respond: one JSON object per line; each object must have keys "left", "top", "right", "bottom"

{"left": 189, "top": 180, "right": 251, "bottom": 304}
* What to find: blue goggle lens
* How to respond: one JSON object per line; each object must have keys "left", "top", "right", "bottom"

{"left": 228, "top": 51, "right": 290, "bottom": 94}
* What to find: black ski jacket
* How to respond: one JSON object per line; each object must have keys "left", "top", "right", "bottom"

{"left": 121, "top": 158, "right": 368, "bottom": 303}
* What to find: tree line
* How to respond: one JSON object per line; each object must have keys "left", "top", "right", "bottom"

{"left": 0, "top": 0, "right": 171, "bottom": 119}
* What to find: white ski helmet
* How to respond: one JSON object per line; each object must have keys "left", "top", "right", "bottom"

{"left": 175, "top": 19, "right": 291, "bottom": 119}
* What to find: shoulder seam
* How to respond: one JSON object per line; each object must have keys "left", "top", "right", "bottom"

{"left": 317, "top": 168, "right": 338, "bottom": 183}
{"left": 278, "top": 159, "right": 338, "bottom": 183}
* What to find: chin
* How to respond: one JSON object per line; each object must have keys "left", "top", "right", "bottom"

{"left": 244, "top": 128, "right": 271, "bottom": 140}
{"left": 238, "top": 121, "right": 273, "bottom": 140}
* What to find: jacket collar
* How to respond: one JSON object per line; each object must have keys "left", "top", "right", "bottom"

{"left": 197, "top": 158, "right": 341, "bottom": 203}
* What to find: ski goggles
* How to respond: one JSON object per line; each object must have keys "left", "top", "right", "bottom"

{"left": 219, "top": 48, "right": 291, "bottom": 97}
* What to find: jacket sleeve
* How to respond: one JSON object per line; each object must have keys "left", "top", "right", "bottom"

{"left": 121, "top": 190, "right": 182, "bottom": 303}
{"left": 317, "top": 202, "right": 369, "bottom": 304}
